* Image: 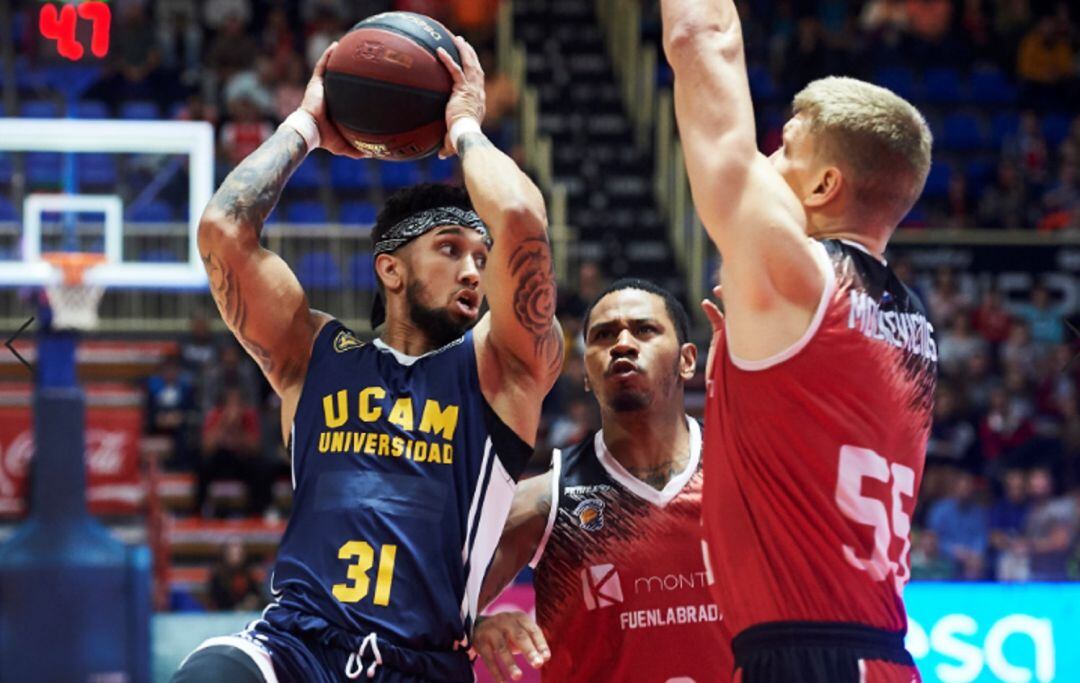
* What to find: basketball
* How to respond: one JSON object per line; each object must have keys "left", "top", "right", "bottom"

{"left": 324, "top": 12, "right": 462, "bottom": 161}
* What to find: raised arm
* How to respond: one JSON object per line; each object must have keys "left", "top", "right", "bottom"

{"left": 479, "top": 471, "right": 553, "bottom": 610}
{"left": 437, "top": 37, "right": 563, "bottom": 441}
{"left": 198, "top": 43, "right": 364, "bottom": 441}
{"left": 662, "top": 0, "right": 823, "bottom": 335}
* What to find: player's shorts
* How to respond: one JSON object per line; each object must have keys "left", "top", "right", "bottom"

{"left": 170, "top": 618, "right": 473, "bottom": 683}
{"left": 731, "top": 621, "right": 921, "bottom": 683}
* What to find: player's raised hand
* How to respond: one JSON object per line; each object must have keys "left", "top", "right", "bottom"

{"left": 436, "top": 35, "right": 487, "bottom": 158}
{"left": 299, "top": 42, "right": 368, "bottom": 159}
{"left": 473, "top": 611, "right": 550, "bottom": 682}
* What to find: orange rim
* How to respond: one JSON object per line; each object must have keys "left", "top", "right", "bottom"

{"left": 41, "top": 252, "right": 107, "bottom": 286}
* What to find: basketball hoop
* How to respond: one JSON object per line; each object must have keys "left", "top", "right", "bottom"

{"left": 42, "top": 252, "right": 107, "bottom": 331}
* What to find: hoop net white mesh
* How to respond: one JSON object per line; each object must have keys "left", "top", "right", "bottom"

{"left": 45, "top": 281, "right": 105, "bottom": 331}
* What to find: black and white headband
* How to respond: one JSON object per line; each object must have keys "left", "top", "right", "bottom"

{"left": 372, "top": 206, "right": 491, "bottom": 256}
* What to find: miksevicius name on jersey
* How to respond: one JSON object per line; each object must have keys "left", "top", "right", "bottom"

{"left": 847, "top": 290, "right": 938, "bottom": 362}
{"left": 317, "top": 388, "right": 460, "bottom": 464}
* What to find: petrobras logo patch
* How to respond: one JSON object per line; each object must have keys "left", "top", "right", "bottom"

{"left": 573, "top": 498, "right": 605, "bottom": 531}
{"left": 581, "top": 564, "right": 622, "bottom": 611}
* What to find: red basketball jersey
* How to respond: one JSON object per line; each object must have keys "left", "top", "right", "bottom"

{"left": 534, "top": 419, "right": 734, "bottom": 682}
{"left": 702, "top": 239, "right": 937, "bottom": 637}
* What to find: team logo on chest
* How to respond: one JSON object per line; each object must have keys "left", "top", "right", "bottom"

{"left": 573, "top": 498, "right": 606, "bottom": 531}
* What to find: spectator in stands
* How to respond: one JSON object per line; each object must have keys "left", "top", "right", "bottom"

{"left": 1020, "top": 467, "right": 1079, "bottom": 580}
{"left": 926, "top": 469, "right": 990, "bottom": 579}
{"left": 480, "top": 48, "right": 520, "bottom": 151}
{"left": 274, "top": 54, "right": 308, "bottom": 122}
{"left": 206, "top": 537, "right": 265, "bottom": 611}
{"left": 198, "top": 386, "right": 269, "bottom": 518}
{"left": 961, "top": 349, "right": 998, "bottom": 413}
{"left": 1058, "top": 394, "right": 1080, "bottom": 489}
{"left": 939, "top": 312, "right": 988, "bottom": 376}
{"left": 1000, "top": 321, "right": 1038, "bottom": 376}
{"left": 1039, "top": 164, "right": 1080, "bottom": 231}
{"left": 971, "top": 289, "right": 1013, "bottom": 350}
{"left": 89, "top": 2, "right": 164, "bottom": 109}
{"left": 910, "top": 530, "right": 957, "bottom": 580}
{"left": 989, "top": 468, "right": 1031, "bottom": 580}
{"left": 782, "top": 17, "right": 834, "bottom": 91}
{"left": 146, "top": 354, "right": 197, "bottom": 470}
{"left": 206, "top": 14, "right": 258, "bottom": 90}
{"left": 1016, "top": 13, "right": 1077, "bottom": 111}
{"left": 859, "top": 0, "right": 910, "bottom": 65}
{"left": 905, "top": 0, "right": 953, "bottom": 67}
{"left": 261, "top": 6, "right": 299, "bottom": 69}
{"left": 927, "top": 266, "right": 971, "bottom": 325}
{"left": 452, "top": 0, "right": 500, "bottom": 44}
{"left": 927, "top": 382, "right": 979, "bottom": 470}
{"left": 1013, "top": 284, "right": 1065, "bottom": 347}
{"left": 304, "top": 5, "right": 347, "bottom": 69}
{"left": 980, "top": 386, "right": 1036, "bottom": 466}
{"left": 223, "top": 54, "right": 277, "bottom": 118}
{"left": 203, "top": 0, "right": 253, "bottom": 32}
{"left": 201, "top": 341, "right": 261, "bottom": 415}
{"left": 547, "top": 397, "right": 596, "bottom": 450}
{"left": 945, "top": 172, "right": 973, "bottom": 229}
{"left": 977, "top": 161, "right": 1030, "bottom": 229}
{"left": 219, "top": 95, "right": 274, "bottom": 172}
{"left": 157, "top": 4, "right": 204, "bottom": 95}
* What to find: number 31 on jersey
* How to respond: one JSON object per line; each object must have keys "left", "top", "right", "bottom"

{"left": 332, "top": 541, "right": 397, "bottom": 606}
{"left": 835, "top": 445, "right": 916, "bottom": 595}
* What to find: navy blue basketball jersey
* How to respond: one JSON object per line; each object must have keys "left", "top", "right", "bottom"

{"left": 257, "top": 321, "right": 532, "bottom": 672}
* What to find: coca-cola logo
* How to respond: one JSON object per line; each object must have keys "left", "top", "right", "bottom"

{"left": 0, "top": 429, "right": 130, "bottom": 485}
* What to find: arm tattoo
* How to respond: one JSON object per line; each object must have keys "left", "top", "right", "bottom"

{"left": 208, "top": 128, "right": 307, "bottom": 236}
{"left": 202, "top": 251, "right": 274, "bottom": 375}
{"left": 508, "top": 236, "right": 562, "bottom": 372}
{"left": 457, "top": 131, "right": 493, "bottom": 158}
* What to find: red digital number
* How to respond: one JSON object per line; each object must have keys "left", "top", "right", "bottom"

{"left": 39, "top": 2, "right": 111, "bottom": 62}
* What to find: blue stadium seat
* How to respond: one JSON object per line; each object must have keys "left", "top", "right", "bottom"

{"left": 1042, "top": 113, "right": 1071, "bottom": 148}
{"left": 119, "top": 101, "right": 161, "bottom": 120}
{"left": 922, "top": 67, "right": 963, "bottom": 104}
{"left": 900, "top": 204, "right": 928, "bottom": 228}
{"left": 27, "top": 152, "right": 62, "bottom": 186}
{"left": 20, "top": 100, "right": 59, "bottom": 118}
{"left": 72, "top": 100, "right": 109, "bottom": 119}
{"left": 0, "top": 154, "right": 12, "bottom": 185}
{"left": 289, "top": 157, "right": 323, "bottom": 189}
{"left": 747, "top": 65, "right": 778, "bottom": 101}
{"left": 129, "top": 200, "right": 174, "bottom": 222}
{"left": 296, "top": 252, "right": 342, "bottom": 290}
{"left": 77, "top": 153, "right": 117, "bottom": 186}
{"left": 970, "top": 67, "right": 1017, "bottom": 105}
{"left": 0, "top": 197, "right": 15, "bottom": 221}
{"left": 427, "top": 157, "right": 456, "bottom": 183}
{"left": 942, "top": 113, "right": 986, "bottom": 151}
{"left": 874, "top": 67, "right": 915, "bottom": 100}
{"left": 990, "top": 112, "right": 1019, "bottom": 145}
{"left": 380, "top": 162, "right": 422, "bottom": 190}
{"left": 923, "top": 163, "right": 951, "bottom": 199}
{"left": 348, "top": 253, "right": 378, "bottom": 290}
{"left": 339, "top": 201, "right": 378, "bottom": 226}
{"left": 330, "top": 157, "right": 374, "bottom": 189}
{"left": 286, "top": 201, "right": 328, "bottom": 224}
{"left": 141, "top": 248, "right": 182, "bottom": 263}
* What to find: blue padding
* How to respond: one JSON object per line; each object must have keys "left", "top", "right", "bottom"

{"left": 129, "top": 200, "right": 174, "bottom": 223}
{"left": 72, "top": 100, "right": 109, "bottom": 119}
{"left": 119, "top": 101, "right": 160, "bottom": 120}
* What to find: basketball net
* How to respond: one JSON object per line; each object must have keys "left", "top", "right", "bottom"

{"left": 42, "top": 253, "right": 107, "bottom": 331}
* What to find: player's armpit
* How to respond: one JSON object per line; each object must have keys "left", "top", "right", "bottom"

{"left": 478, "top": 472, "right": 552, "bottom": 610}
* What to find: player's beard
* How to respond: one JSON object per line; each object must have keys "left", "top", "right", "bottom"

{"left": 610, "top": 352, "right": 681, "bottom": 412}
{"left": 406, "top": 279, "right": 473, "bottom": 349}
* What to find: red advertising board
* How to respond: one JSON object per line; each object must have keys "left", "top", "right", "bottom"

{"left": 0, "top": 386, "right": 144, "bottom": 515}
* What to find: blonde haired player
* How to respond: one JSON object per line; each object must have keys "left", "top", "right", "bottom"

{"left": 662, "top": 0, "right": 936, "bottom": 681}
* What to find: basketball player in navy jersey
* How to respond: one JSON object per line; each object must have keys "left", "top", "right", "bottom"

{"left": 171, "top": 34, "right": 562, "bottom": 683}
{"left": 472, "top": 280, "right": 733, "bottom": 683}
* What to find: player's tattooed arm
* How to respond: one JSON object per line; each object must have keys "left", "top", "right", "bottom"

{"left": 479, "top": 472, "right": 553, "bottom": 609}
{"left": 197, "top": 129, "right": 321, "bottom": 400}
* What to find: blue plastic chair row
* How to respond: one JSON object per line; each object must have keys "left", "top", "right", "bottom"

{"left": 295, "top": 252, "right": 378, "bottom": 290}
{"left": 18, "top": 99, "right": 162, "bottom": 120}
{"left": 873, "top": 66, "right": 1018, "bottom": 105}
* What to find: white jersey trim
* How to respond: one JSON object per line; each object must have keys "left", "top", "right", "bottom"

{"left": 186, "top": 635, "right": 278, "bottom": 683}
{"left": 594, "top": 416, "right": 701, "bottom": 508}
{"left": 372, "top": 335, "right": 464, "bottom": 366}
{"left": 727, "top": 239, "right": 837, "bottom": 372}
{"left": 528, "top": 449, "right": 562, "bottom": 569}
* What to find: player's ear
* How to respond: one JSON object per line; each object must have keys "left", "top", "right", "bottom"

{"left": 805, "top": 165, "right": 843, "bottom": 209}
{"left": 375, "top": 253, "right": 405, "bottom": 293}
{"left": 679, "top": 343, "right": 697, "bottom": 381}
